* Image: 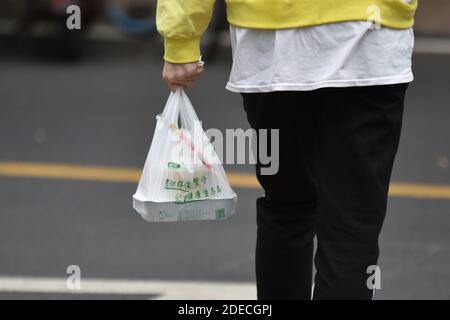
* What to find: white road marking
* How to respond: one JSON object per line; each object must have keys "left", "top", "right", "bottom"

{"left": 0, "top": 276, "right": 256, "bottom": 300}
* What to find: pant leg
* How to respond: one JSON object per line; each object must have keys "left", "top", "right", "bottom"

{"left": 313, "top": 84, "right": 408, "bottom": 300}
{"left": 241, "top": 91, "right": 318, "bottom": 300}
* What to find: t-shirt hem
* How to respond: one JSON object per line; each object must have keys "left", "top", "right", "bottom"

{"left": 225, "top": 73, "right": 414, "bottom": 93}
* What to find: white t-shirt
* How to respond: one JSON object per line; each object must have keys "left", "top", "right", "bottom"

{"left": 226, "top": 22, "right": 414, "bottom": 93}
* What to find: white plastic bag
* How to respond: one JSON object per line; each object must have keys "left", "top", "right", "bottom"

{"left": 133, "top": 88, "right": 237, "bottom": 222}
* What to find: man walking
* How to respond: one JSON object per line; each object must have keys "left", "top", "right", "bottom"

{"left": 157, "top": 0, "right": 418, "bottom": 299}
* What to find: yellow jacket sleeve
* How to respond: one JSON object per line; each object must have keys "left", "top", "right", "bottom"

{"left": 157, "top": 0, "right": 216, "bottom": 63}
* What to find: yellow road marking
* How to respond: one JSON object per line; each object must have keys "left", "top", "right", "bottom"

{"left": 227, "top": 172, "right": 260, "bottom": 189}
{"left": 389, "top": 183, "right": 450, "bottom": 200}
{"left": 0, "top": 161, "right": 141, "bottom": 183}
{"left": 0, "top": 161, "right": 450, "bottom": 200}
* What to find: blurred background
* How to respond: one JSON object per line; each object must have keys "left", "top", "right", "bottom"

{"left": 0, "top": 0, "right": 449, "bottom": 300}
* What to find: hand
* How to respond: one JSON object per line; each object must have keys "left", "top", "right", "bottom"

{"left": 162, "top": 61, "right": 204, "bottom": 92}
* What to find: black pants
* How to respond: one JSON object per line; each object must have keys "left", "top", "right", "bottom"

{"left": 242, "top": 84, "right": 408, "bottom": 300}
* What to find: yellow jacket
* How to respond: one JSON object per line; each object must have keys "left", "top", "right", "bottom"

{"left": 157, "top": 0, "right": 418, "bottom": 63}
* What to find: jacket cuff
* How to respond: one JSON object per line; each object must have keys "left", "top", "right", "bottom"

{"left": 163, "top": 37, "right": 201, "bottom": 63}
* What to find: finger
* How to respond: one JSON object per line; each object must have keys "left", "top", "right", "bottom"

{"left": 195, "top": 64, "right": 204, "bottom": 72}
{"left": 174, "top": 80, "right": 195, "bottom": 87}
{"left": 168, "top": 82, "right": 179, "bottom": 93}
{"left": 164, "top": 78, "right": 174, "bottom": 92}
{"left": 173, "top": 78, "right": 197, "bottom": 83}
{"left": 173, "top": 73, "right": 202, "bottom": 81}
{"left": 167, "top": 78, "right": 192, "bottom": 91}
{"left": 195, "top": 66, "right": 204, "bottom": 75}
{"left": 172, "top": 83, "right": 188, "bottom": 91}
{"left": 175, "top": 68, "right": 203, "bottom": 80}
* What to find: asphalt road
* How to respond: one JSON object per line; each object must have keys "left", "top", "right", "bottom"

{"left": 0, "top": 37, "right": 449, "bottom": 299}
